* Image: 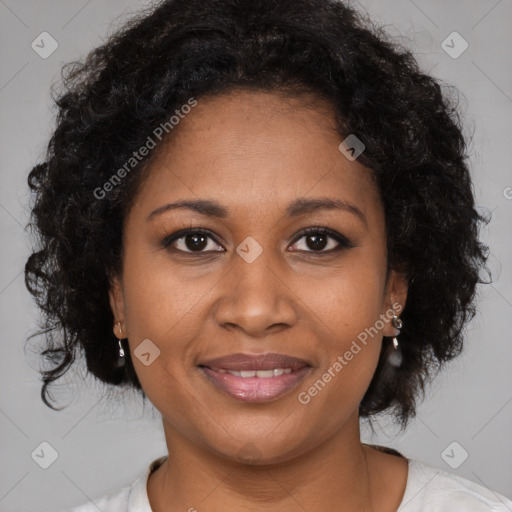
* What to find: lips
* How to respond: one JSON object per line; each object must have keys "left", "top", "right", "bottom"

{"left": 198, "top": 352, "right": 310, "bottom": 372}
{"left": 197, "top": 352, "right": 313, "bottom": 402}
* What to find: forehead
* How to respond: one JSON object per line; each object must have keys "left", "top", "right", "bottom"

{"left": 131, "top": 89, "right": 381, "bottom": 222}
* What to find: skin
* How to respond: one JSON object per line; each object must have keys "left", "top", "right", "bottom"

{"left": 109, "top": 89, "right": 409, "bottom": 511}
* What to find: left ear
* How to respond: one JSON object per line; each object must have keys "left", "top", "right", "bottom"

{"left": 383, "top": 269, "right": 408, "bottom": 337}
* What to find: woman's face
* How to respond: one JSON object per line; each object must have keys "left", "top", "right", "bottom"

{"left": 109, "top": 90, "right": 407, "bottom": 463}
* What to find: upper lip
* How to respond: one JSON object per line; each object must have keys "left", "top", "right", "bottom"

{"left": 199, "top": 352, "right": 311, "bottom": 371}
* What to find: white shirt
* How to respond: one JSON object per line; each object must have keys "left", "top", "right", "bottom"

{"left": 62, "top": 454, "right": 512, "bottom": 511}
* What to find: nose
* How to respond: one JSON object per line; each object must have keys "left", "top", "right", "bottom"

{"left": 213, "top": 246, "right": 298, "bottom": 338}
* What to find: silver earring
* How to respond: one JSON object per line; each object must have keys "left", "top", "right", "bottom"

{"left": 391, "top": 313, "right": 403, "bottom": 350}
{"left": 117, "top": 322, "right": 125, "bottom": 358}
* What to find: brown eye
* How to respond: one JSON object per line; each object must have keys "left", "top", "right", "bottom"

{"left": 162, "top": 229, "right": 224, "bottom": 253}
{"left": 289, "top": 227, "right": 355, "bottom": 254}
{"left": 303, "top": 232, "right": 329, "bottom": 251}
{"left": 162, "top": 227, "right": 354, "bottom": 255}
{"left": 181, "top": 232, "right": 209, "bottom": 251}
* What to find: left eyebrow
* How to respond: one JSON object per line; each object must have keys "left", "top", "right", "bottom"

{"left": 285, "top": 197, "right": 367, "bottom": 226}
{"left": 147, "top": 197, "right": 367, "bottom": 226}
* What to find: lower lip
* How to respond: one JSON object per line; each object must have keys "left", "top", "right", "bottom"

{"left": 199, "top": 366, "right": 312, "bottom": 402}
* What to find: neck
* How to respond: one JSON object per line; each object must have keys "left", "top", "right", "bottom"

{"left": 148, "top": 414, "right": 375, "bottom": 512}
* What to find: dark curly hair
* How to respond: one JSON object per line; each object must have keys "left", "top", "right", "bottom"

{"left": 24, "top": 0, "right": 490, "bottom": 428}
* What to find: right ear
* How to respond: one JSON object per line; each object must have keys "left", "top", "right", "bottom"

{"left": 108, "top": 274, "right": 126, "bottom": 329}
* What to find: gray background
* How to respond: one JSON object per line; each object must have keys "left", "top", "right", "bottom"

{"left": 1, "top": 0, "right": 511, "bottom": 510}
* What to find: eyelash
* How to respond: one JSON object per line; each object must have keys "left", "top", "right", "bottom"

{"left": 161, "top": 226, "right": 355, "bottom": 255}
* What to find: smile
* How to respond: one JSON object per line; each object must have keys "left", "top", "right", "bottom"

{"left": 199, "top": 365, "right": 311, "bottom": 402}
{"left": 214, "top": 368, "right": 293, "bottom": 377}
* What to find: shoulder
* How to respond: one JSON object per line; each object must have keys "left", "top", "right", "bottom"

{"left": 59, "top": 485, "right": 131, "bottom": 512}
{"left": 399, "top": 458, "right": 512, "bottom": 512}
{"left": 58, "top": 455, "right": 167, "bottom": 512}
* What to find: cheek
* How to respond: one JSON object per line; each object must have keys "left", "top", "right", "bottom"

{"left": 119, "top": 253, "right": 201, "bottom": 412}
{"left": 118, "top": 252, "right": 197, "bottom": 394}
{"left": 121, "top": 243, "right": 202, "bottom": 336}
{"left": 300, "top": 254, "right": 386, "bottom": 398}
{"left": 307, "top": 252, "right": 387, "bottom": 337}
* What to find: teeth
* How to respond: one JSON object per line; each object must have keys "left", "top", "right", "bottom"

{"left": 215, "top": 368, "right": 294, "bottom": 377}
{"left": 240, "top": 370, "right": 258, "bottom": 377}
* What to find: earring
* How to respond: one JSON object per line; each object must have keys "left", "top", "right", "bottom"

{"left": 117, "top": 321, "right": 125, "bottom": 358}
{"left": 391, "top": 312, "right": 403, "bottom": 350}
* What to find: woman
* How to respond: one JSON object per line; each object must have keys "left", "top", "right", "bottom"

{"left": 24, "top": 0, "right": 511, "bottom": 510}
